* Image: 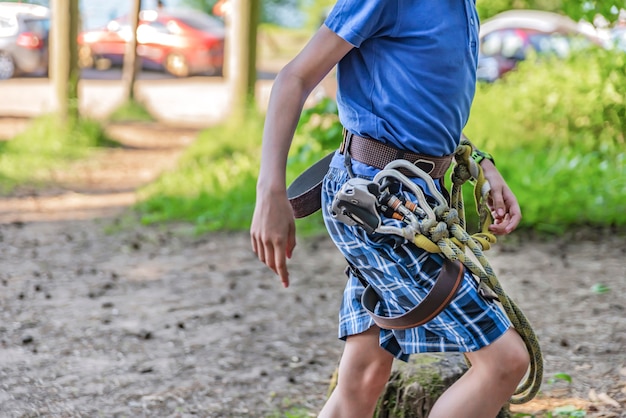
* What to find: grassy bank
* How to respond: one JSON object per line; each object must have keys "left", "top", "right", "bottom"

{"left": 0, "top": 116, "right": 116, "bottom": 194}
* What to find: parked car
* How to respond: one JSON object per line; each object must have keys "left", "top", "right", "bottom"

{"left": 0, "top": 2, "right": 49, "bottom": 80}
{"left": 78, "top": 9, "right": 225, "bottom": 77}
{"left": 477, "top": 10, "right": 603, "bottom": 82}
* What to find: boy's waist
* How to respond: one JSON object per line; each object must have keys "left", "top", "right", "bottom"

{"left": 340, "top": 129, "right": 453, "bottom": 179}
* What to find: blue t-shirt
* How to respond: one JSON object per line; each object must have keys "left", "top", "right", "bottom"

{"left": 324, "top": 0, "right": 479, "bottom": 157}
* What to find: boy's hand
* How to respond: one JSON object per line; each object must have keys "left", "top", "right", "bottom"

{"left": 480, "top": 160, "right": 521, "bottom": 235}
{"left": 250, "top": 192, "right": 297, "bottom": 288}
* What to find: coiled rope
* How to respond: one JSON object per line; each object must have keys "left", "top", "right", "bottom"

{"left": 334, "top": 138, "right": 544, "bottom": 403}
{"left": 409, "top": 139, "right": 543, "bottom": 404}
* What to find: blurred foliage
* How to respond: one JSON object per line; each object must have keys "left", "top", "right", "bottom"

{"left": 300, "top": 0, "right": 335, "bottom": 29}
{"left": 477, "top": 0, "right": 626, "bottom": 22}
{"left": 290, "top": 98, "right": 341, "bottom": 162}
{"left": 465, "top": 46, "right": 626, "bottom": 232}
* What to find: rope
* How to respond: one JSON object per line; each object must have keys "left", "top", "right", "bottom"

{"left": 411, "top": 141, "right": 543, "bottom": 404}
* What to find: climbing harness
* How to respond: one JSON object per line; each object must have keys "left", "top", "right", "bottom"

{"left": 287, "top": 129, "right": 454, "bottom": 218}
{"left": 329, "top": 138, "right": 543, "bottom": 404}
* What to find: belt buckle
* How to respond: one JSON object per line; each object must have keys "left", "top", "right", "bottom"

{"left": 413, "top": 159, "right": 435, "bottom": 175}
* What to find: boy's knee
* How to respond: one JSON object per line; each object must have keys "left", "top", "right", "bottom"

{"left": 495, "top": 332, "right": 531, "bottom": 382}
{"left": 471, "top": 329, "right": 530, "bottom": 383}
{"left": 505, "top": 343, "right": 530, "bottom": 382}
{"left": 338, "top": 358, "right": 391, "bottom": 400}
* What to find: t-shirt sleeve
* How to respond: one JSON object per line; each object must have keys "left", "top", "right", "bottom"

{"left": 324, "top": 0, "right": 398, "bottom": 47}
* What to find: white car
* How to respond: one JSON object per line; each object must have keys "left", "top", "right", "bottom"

{"left": 0, "top": 2, "right": 50, "bottom": 79}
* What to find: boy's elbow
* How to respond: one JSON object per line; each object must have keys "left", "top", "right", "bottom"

{"left": 273, "top": 66, "right": 311, "bottom": 99}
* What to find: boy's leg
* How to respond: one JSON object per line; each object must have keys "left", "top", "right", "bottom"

{"left": 429, "top": 328, "right": 530, "bottom": 418}
{"left": 319, "top": 326, "right": 394, "bottom": 418}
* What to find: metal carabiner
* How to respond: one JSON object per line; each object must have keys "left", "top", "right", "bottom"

{"left": 373, "top": 168, "right": 437, "bottom": 220}
{"left": 378, "top": 160, "right": 448, "bottom": 207}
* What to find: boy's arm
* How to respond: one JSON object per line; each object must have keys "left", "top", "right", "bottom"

{"left": 250, "top": 26, "right": 354, "bottom": 288}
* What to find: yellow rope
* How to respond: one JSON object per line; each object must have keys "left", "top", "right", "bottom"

{"left": 412, "top": 142, "right": 543, "bottom": 404}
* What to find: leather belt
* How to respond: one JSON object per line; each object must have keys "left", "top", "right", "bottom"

{"left": 287, "top": 152, "right": 334, "bottom": 219}
{"left": 341, "top": 130, "right": 453, "bottom": 179}
{"left": 360, "top": 259, "right": 464, "bottom": 330}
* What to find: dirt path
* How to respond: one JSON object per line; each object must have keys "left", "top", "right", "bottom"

{"left": 0, "top": 120, "right": 624, "bottom": 417}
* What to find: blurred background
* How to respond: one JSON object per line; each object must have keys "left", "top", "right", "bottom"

{"left": 0, "top": 3, "right": 625, "bottom": 417}
{"left": 1, "top": 0, "right": 625, "bottom": 232}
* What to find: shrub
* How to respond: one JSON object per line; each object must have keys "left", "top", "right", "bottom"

{"left": 465, "top": 47, "right": 626, "bottom": 231}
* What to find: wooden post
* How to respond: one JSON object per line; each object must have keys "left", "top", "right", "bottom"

{"left": 227, "top": 0, "right": 259, "bottom": 119}
{"left": 122, "top": 0, "right": 141, "bottom": 101}
{"left": 51, "top": 0, "right": 80, "bottom": 122}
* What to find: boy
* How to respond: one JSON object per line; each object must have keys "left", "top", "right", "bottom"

{"left": 251, "top": 1, "right": 529, "bottom": 417}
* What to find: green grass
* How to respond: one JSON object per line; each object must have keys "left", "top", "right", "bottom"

{"left": 134, "top": 115, "right": 262, "bottom": 232}
{"left": 108, "top": 99, "right": 155, "bottom": 122}
{"left": 0, "top": 115, "right": 117, "bottom": 194}
{"left": 134, "top": 111, "right": 328, "bottom": 235}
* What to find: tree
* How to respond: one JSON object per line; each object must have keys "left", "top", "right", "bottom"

{"left": 122, "top": 0, "right": 142, "bottom": 101}
{"left": 216, "top": 0, "right": 260, "bottom": 119}
{"left": 562, "top": 0, "right": 626, "bottom": 22}
{"left": 226, "top": 0, "right": 260, "bottom": 119}
{"left": 50, "top": 0, "right": 80, "bottom": 123}
{"left": 180, "top": 0, "right": 259, "bottom": 118}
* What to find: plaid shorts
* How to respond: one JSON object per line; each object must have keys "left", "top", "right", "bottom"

{"left": 321, "top": 160, "right": 511, "bottom": 361}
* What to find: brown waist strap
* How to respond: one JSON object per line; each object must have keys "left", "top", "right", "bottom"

{"left": 361, "top": 259, "right": 465, "bottom": 330}
{"left": 341, "top": 130, "right": 453, "bottom": 179}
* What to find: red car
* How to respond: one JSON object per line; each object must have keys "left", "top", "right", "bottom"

{"left": 78, "top": 9, "right": 224, "bottom": 77}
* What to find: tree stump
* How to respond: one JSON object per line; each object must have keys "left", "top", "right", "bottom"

{"left": 329, "top": 353, "right": 510, "bottom": 418}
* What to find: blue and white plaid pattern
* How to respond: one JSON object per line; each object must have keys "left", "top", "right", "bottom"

{"left": 322, "top": 163, "right": 511, "bottom": 361}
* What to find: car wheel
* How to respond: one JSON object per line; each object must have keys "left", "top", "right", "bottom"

{"left": 0, "top": 51, "right": 15, "bottom": 80}
{"left": 205, "top": 65, "right": 222, "bottom": 77}
{"left": 78, "top": 45, "right": 95, "bottom": 68}
{"left": 164, "top": 53, "right": 189, "bottom": 77}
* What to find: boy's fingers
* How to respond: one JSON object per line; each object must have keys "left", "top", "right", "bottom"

{"left": 490, "top": 186, "right": 506, "bottom": 218}
{"left": 269, "top": 243, "right": 289, "bottom": 287}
